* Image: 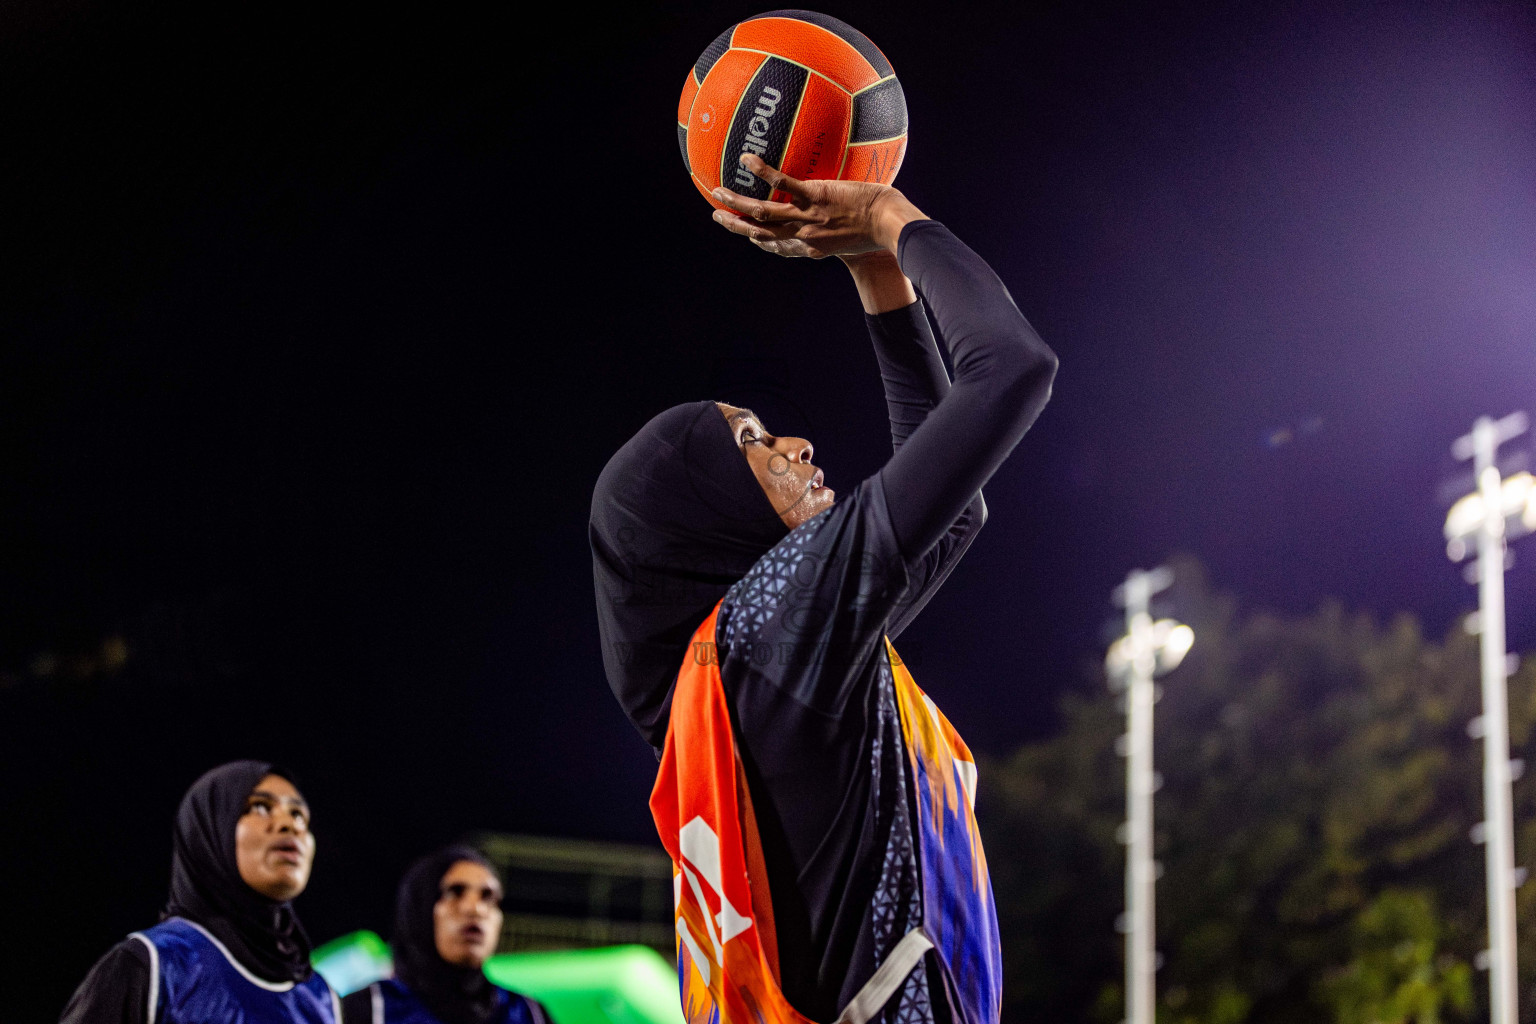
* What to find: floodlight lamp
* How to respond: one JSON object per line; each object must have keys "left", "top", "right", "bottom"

{"left": 1502, "top": 472, "right": 1535, "bottom": 538}
{"left": 1155, "top": 622, "right": 1194, "bottom": 673}
{"left": 1445, "top": 492, "right": 1486, "bottom": 546}
{"left": 1445, "top": 472, "right": 1536, "bottom": 549}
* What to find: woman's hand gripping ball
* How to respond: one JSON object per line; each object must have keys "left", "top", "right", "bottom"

{"left": 711, "top": 154, "right": 926, "bottom": 259}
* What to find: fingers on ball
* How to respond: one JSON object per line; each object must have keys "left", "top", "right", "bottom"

{"left": 738, "top": 153, "right": 790, "bottom": 188}
{"left": 711, "top": 187, "right": 747, "bottom": 211}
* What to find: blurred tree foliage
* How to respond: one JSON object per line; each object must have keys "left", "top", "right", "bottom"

{"left": 981, "top": 559, "right": 1536, "bottom": 1023}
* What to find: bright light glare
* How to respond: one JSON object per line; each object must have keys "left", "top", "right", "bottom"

{"left": 1503, "top": 472, "right": 1535, "bottom": 536}
{"left": 1155, "top": 621, "right": 1194, "bottom": 673}
{"left": 1444, "top": 472, "right": 1536, "bottom": 548}
{"left": 1445, "top": 491, "right": 1486, "bottom": 543}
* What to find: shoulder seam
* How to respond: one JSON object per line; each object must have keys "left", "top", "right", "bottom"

{"left": 128, "top": 932, "right": 159, "bottom": 1024}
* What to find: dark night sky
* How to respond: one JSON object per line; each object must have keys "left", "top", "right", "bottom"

{"left": 3, "top": 1, "right": 1534, "bottom": 1018}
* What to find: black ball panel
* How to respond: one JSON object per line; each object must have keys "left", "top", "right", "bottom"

{"left": 746, "top": 9, "right": 893, "bottom": 78}
{"left": 694, "top": 24, "right": 736, "bottom": 81}
{"left": 850, "top": 76, "right": 907, "bottom": 144}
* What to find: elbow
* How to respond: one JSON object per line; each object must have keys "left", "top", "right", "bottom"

{"left": 994, "top": 335, "right": 1058, "bottom": 426}
{"left": 1023, "top": 336, "right": 1059, "bottom": 397}
{"left": 1030, "top": 344, "right": 1059, "bottom": 409}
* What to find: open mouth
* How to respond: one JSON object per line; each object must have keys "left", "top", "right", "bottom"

{"left": 270, "top": 840, "right": 302, "bottom": 863}
{"left": 810, "top": 469, "right": 824, "bottom": 490}
{"left": 461, "top": 924, "right": 485, "bottom": 941}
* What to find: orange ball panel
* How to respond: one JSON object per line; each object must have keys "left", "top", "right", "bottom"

{"left": 840, "top": 136, "right": 907, "bottom": 185}
{"left": 730, "top": 18, "right": 882, "bottom": 94}
{"left": 689, "top": 172, "right": 722, "bottom": 210}
{"left": 677, "top": 70, "right": 699, "bottom": 126}
{"left": 685, "top": 48, "right": 769, "bottom": 192}
{"left": 773, "top": 75, "right": 850, "bottom": 202}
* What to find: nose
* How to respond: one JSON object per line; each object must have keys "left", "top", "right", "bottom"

{"left": 450, "top": 894, "right": 485, "bottom": 921}
{"left": 780, "top": 437, "right": 813, "bottom": 463}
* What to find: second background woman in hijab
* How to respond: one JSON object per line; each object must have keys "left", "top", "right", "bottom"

{"left": 60, "top": 759, "right": 337, "bottom": 1024}
{"left": 343, "top": 846, "right": 549, "bottom": 1024}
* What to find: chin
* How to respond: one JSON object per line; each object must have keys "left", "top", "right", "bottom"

{"left": 268, "top": 875, "right": 309, "bottom": 901}
{"left": 804, "top": 494, "right": 835, "bottom": 519}
{"left": 446, "top": 949, "right": 488, "bottom": 970}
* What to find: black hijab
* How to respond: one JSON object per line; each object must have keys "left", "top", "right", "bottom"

{"left": 590, "top": 400, "right": 787, "bottom": 747}
{"left": 392, "top": 846, "right": 503, "bottom": 1024}
{"left": 164, "top": 759, "right": 314, "bottom": 983}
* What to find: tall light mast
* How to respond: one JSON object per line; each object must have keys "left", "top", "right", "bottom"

{"left": 1443, "top": 411, "right": 1536, "bottom": 1024}
{"left": 1107, "top": 567, "right": 1194, "bottom": 1024}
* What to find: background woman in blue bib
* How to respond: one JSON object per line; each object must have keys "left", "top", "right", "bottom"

{"left": 60, "top": 759, "right": 337, "bottom": 1023}
{"left": 342, "top": 846, "right": 550, "bottom": 1024}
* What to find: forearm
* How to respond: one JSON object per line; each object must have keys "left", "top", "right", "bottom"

{"left": 858, "top": 263, "right": 987, "bottom": 632}
{"left": 841, "top": 250, "right": 916, "bottom": 314}
{"left": 865, "top": 300, "right": 948, "bottom": 453}
{"left": 880, "top": 221, "right": 1057, "bottom": 560}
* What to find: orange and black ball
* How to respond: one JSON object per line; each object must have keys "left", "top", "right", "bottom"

{"left": 678, "top": 10, "right": 908, "bottom": 208}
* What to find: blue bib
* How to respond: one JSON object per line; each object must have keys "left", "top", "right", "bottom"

{"left": 131, "top": 917, "right": 339, "bottom": 1024}
{"left": 362, "top": 978, "right": 548, "bottom": 1024}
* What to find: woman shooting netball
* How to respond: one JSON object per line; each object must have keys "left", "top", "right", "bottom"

{"left": 590, "top": 150, "right": 1056, "bottom": 1024}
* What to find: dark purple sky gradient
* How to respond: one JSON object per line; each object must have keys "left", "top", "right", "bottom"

{"left": 1, "top": 0, "right": 1534, "bottom": 1016}
{"left": 830, "top": 1, "right": 1536, "bottom": 751}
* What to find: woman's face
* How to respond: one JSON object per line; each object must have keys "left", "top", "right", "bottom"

{"left": 717, "top": 403, "right": 835, "bottom": 529}
{"left": 433, "top": 860, "right": 504, "bottom": 968}
{"left": 234, "top": 774, "right": 315, "bottom": 901}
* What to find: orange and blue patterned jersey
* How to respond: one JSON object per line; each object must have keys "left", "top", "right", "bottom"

{"left": 650, "top": 603, "right": 1001, "bottom": 1024}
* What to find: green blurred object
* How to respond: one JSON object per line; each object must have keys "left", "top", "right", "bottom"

{"left": 310, "top": 931, "right": 685, "bottom": 1023}
{"left": 484, "top": 944, "right": 683, "bottom": 1024}
{"left": 311, "top": 929, "right": 393, "bottom": 997}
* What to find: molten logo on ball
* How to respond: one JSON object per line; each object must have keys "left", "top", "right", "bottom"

{"left": 732, "top": 86, "right": 783, "bottom": 189}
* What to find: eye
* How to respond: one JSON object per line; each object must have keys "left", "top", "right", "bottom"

{"left": 246, "top": 800, "right": 271, "bottom": 817}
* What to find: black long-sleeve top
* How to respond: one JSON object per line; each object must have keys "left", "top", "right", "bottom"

{"left": 59, "top": 941, "right": 154, "bottom": 1024}
{"left": 713, "top": 220, "right": 1056, "bottom": 1022}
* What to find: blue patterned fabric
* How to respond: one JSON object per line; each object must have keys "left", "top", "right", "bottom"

{"left": 717, "top": 488, "right": 942, "bottom": 1024}
{"left": 367, "top": 978, "right": 545, "bottom": 1024}
{"left": 868, "top": 658, "right": 934, "bottom": 1024}
{"left": 133, "top": 917, "right": 337, "bottom": 1024}
{"left": 717, "top": 514, "right": 820, "bottom": 657}
{"left": 896, "top": 670, "right": 1003, "bottom": 1024}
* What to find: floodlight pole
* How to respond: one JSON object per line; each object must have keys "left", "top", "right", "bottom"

{"left": 1114, "top": 567, "right": 1171, "bottom": 1024}
{"left": 1454, "top": 413, "right": 1528, "bottom": 1024}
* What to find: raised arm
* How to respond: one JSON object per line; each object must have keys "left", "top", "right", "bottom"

{"left": 712, "top": 154, "right": 1054, "bottom": 564}
{"left": 878, "top": 220, "right": 1054, "bottom": 559}
{"left": 842, "top": 251, "right": 987, "bottom": 637}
